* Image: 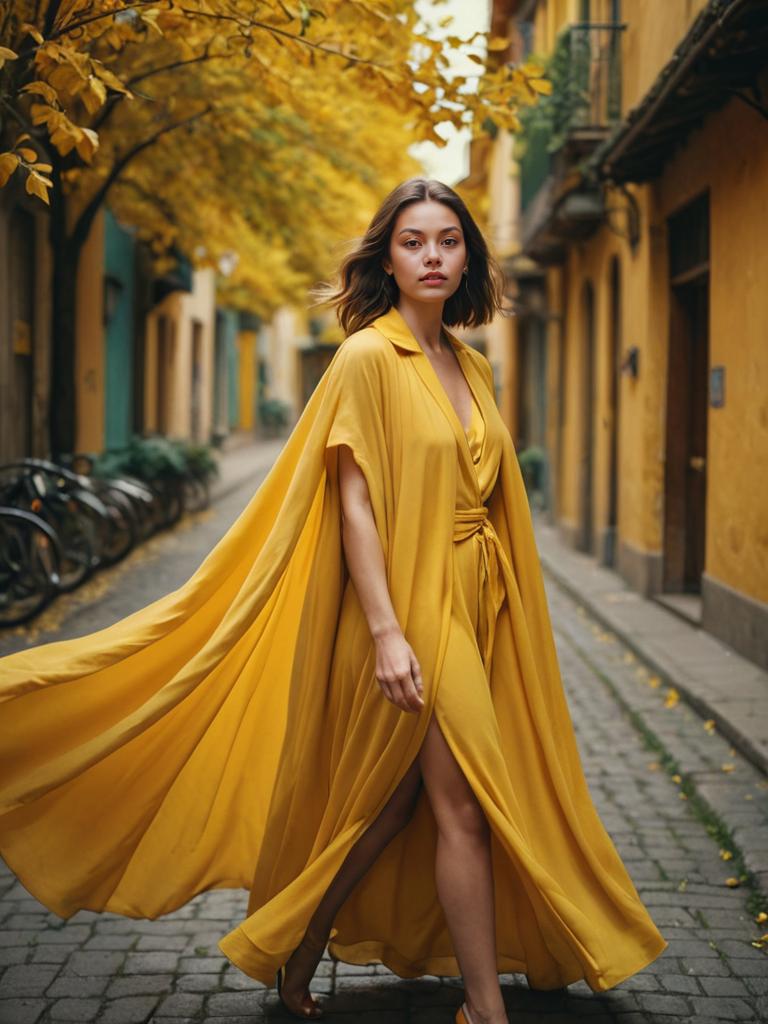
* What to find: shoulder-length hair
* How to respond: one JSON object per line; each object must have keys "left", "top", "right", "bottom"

{"left": 312, "top": 178, "right": 508, "bottom": 336}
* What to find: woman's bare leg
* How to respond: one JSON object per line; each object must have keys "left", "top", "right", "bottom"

{"left": 279, "top": 755, "right": 423, "bottom": 1014}
{"left": 418, "top": 713, "right": 506, "bottom": 1024}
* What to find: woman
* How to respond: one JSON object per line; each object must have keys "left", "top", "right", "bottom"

{"left": 0, "top": 179, "right": 667, "bottom": 1024}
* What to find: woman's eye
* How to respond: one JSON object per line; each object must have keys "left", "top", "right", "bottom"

{"left": 443, "top": 238, "right": 458, "bottom": 246}
{"left": 404, "top": 239, "right": 420, "bottom": 248}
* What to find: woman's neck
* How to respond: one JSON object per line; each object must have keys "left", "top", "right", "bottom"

{"left": 394, "top": 298, "right": 447, "bottom": 354}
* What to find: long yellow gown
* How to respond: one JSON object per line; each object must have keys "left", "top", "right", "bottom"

{"left": 0, "top": 306, "right": 667, "bottom": 993}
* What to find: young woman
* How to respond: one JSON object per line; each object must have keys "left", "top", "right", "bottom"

{"left": 0, "top": 179, "right": 667, "bottom": 1024}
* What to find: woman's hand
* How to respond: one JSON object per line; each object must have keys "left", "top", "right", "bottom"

{"left": 373, "top": 626, "right": 424, "bottom": 713}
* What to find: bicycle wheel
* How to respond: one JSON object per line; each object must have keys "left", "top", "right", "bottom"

{"left": 0, "top": 508, "right": 62, "bottom": 626}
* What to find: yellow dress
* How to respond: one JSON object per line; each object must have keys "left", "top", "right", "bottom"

{"left": 0, "top": 306, "right": 667, "bottom": 993}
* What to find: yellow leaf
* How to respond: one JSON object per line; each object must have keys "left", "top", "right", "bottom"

{"left": 703, "top": 718, "right": 716, "bottom": 734}
{"left": 528, "top": 78, "right": 553, "bottom": 95}
{"left": 724, "top": 877, "right": 740, "bottom": 887}
{"left": 21, "top": 81, "right": 60, "bottom": 105}
{"left": 0, "top": 152, "right": 20, "bottom": 187}
{"left": 32, "top": 163, "right": 53, "bottom": 173}
{"left": 721, "top": 762, "right": 736, "bottom": 773}
{"left": 664, "top": 687, "right": 680, "bottom": 708}
{"left": 75, "top": 127, "right": 99, "bottom": 162}
{"left": 17, "top": 147, "right": 38, "bottom": 162}
{"left": 756, "top": 912, "right": 768, "bottom": 923}
{"left": 719, "top": 849, "right": 733, "bottom": 861}
{"left": 671, "top": 774, "right": 682, "bottom": 784}
{"left": 21, "top": 22, "right": 45, "bottom": 45}
{"left": 29, "top": 103, "right": 57, "bottom": 127}
{"left": 521, "top": 60, "right": 546, "bottom": 75}
{"left": 648, "top": 675, "right": 661, "bottom": 688}
{"left": 0, "top": 46, "right": 18, "bottom": 60}
{"left": 25, "top": 171, "right": 50, "bottom": 204}
{"left": 487, "top": 37, "right": 510, "bottom": 51}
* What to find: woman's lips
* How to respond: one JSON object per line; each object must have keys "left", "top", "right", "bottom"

{"left": 420, "top": 275, "right": 447, "bottom": 285}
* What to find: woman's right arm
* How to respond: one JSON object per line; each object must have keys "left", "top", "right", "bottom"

{"left": 337, "top": 443, "right": 424, "bottom": 714}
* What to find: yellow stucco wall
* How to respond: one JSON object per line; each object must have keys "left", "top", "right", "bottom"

{"left": 144, "top": 268, "right": 216, "bottom": 441}
{"left": 75, "top": 209, "right": 105, "bottom": 453}
{"left": 655, "top": 97, "right": 768, "bottom": 601}
{"left": 237, "top": 330, "right": 257, "bottom": 431}
{"left": 620, "top": 0, "right": 709, "bottom": 113}
{"left": 553, "top": 92, "right": 768, "bottom": 602}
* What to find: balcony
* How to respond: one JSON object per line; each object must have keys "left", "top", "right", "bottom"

{"left": 518, "top": 21, "right": 625, "bottom": 264}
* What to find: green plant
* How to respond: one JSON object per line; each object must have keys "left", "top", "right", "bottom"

{"left": 170, "top": 439, "right": 220, "bottom": 481}
{"left": 518, "top": 445, "right": 547, "bottom": 504}
{"left": 94, "top": 435, "right": 185, "bottom": 481}
{"left": 258, "top": 397, "right": 291, "bottom": 431}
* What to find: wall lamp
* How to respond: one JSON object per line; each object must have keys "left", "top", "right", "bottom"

{"left": 620, "top": 345, "right": 639, "bottom": 378}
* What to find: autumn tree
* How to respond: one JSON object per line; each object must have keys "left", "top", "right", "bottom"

{"left": 0, "top": 0, "right": 550, "bottom": 455}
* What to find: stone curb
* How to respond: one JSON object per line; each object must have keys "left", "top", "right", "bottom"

{"left": 534, "top": 528, "right": 768, "bottom": 780}
{"left": 539, "top": 550, "right": 768, "bottom": 908}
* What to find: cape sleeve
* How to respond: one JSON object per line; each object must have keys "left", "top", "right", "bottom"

{"left": 322, "top": 335, "right": 392, "bottom": 555}
{"left": 0, "top": 328, "right": 397, "bottom": 920}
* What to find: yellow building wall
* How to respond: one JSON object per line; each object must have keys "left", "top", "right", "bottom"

{"left": 554, "top": 92, "right": 768, "bottom": 602}
{"left": 237, "top": 330, "right": 257, "bottom": 431}
{"left": 75, "top": 208, "right": 105, "bottom": 453}
{"left": 144, "top": 267, "right": 216, "bottom": 440}
{"left": 620, "top": 0, "right": 709, "bottom": 114}
{"left": 266, "top": 306, "right": 308, "bottom": 416}
{"left": 654, "top": 98, "right": 768, "bottom": 602}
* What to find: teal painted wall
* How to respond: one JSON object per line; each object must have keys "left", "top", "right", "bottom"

{"left": 213, "top": 308, "right": 239, "bottom": 436}
{"left": 226, "top": 314, "right": 240, "bottom": 429}
{"left": 104, "top": 209, "right": 135, "bottom": 449}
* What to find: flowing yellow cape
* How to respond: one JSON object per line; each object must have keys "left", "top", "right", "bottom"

{"left": 0, "top": 307, "right": 666, "bottom": 991}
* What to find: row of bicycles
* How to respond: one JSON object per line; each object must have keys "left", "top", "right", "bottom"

{"left": 0, "top": 444, "right": 217, "bottom": 627}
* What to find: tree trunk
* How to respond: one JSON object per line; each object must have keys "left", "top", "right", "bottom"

{"left": 48, "top": 194, "right": 80, "bottom": 458}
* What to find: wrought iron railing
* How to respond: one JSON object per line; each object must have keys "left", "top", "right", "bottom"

{"left": 519, "top": 21, "right": 625, "bottom": 211}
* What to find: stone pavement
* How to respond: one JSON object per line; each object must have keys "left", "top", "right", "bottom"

{"left": 2, "top": 457, "right": 768, "bottom": 1022}
{"left": 532, "top": 520, "right": 768, "bottom": 777}
{"left": 533, "top": 517, "right": 768, "bottom": 902}
{"left": 209, "top": 432, "right": 285, "bottom": 505}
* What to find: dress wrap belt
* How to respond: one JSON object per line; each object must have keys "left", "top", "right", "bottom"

{"left": 453, "top": 506, "right": 510, "bottom": 676}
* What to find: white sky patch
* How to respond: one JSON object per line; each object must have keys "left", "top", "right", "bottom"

{"left": 409, "top": 0, "right": 492, "bottom": 186}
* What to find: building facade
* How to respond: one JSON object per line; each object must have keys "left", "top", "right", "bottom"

{"left": 487, "top": 0, "right": 768, "bottom": 668}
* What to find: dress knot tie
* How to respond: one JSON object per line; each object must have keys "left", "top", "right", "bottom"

{"left": 453, "top": 506, "right": 508, "bottom": 676}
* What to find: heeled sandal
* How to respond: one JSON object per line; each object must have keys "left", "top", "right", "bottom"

{"left": 455, "top": 1002, "right": 476, "bottom": 1024}
{"left": 275, "top": 962, "right": 324, "bottom": 1019}
{"left": 274, "top": 932, "right": 327, "bottom": 1019}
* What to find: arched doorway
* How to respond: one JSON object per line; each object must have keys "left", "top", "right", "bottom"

{"left": 601, "top": 256, "right": 621, "bottom": 566}
{"left": 578, "top": 280, "right": 596, "bottom": 554}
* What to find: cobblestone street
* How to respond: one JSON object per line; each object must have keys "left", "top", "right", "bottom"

{"left": 1, "top": 469, "right": 767, "bottom": 1024}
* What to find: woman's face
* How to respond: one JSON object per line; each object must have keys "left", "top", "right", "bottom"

{"left": 383, "top": 200, "right": 467, "bottom": 307}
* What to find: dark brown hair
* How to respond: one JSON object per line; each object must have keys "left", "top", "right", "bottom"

{"left": 311, "top": 178, "right": 507, "bottom": 335}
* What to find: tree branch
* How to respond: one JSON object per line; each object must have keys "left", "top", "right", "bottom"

{"left": 176, "top": 9, "right": 399, "bottom": 73}
{"left": 49, "top": 1, "right": 158, "bottom": 42}
{"left": 42, "top": 0, "right": 63, "bottom": 38}
{"left": 71, "top": 104, "right": 214, "bottom": 249}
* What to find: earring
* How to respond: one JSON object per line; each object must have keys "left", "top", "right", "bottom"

{"left": 463, "top": 266, "right": 468, "bottom": 274}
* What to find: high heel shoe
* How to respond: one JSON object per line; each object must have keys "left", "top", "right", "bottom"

{"left": 275, "top": 962, "right": 324, "bottom": 1019}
